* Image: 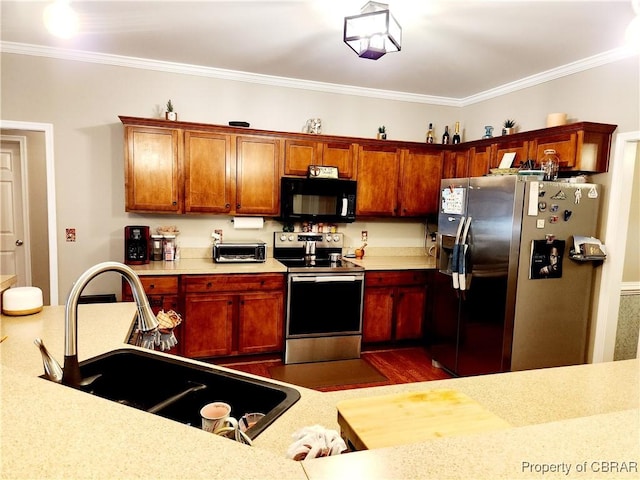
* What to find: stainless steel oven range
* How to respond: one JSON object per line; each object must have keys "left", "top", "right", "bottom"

{"left": 273, "top": 232, "right": 365, "bottom": 364}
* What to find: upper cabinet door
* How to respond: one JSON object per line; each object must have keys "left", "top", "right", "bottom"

{"left": 235, "top": 136, "right": 282, "bottom": 216}
{"left": 124, "top": 126, "right": 182, "bottom": 213}
{"left": 283, "top": 139, "right": 322, "bottom": 176}
{"left": 321, "top": 142, "right": 356, "bottom": 179}
{"left": 284, "top": 139, "right": 356, "bottom": 179}
{"left": 530, "top": 132, "right": 577, "bottom": 168}
{"left": 184, "top": 131, "right": 233, "bottom": 214}
{"left": 398, "top": 148, "right": 443, "bottom": 216}
{"left": 356, "top": 145, "right": 401, "bottom": 216}
{"left": 493, "top": 139, "right": 531, "bottom": 169}
{"left": 468, "top": 144, "right": 493, "bottom": 177}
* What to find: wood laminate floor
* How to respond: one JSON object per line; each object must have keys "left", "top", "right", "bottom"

{"left": 214, "top": 346, "right": 452, "bottom": 392}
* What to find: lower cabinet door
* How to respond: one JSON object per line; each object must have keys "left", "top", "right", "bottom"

{"left": 183, "top": 294, "right": 234, "bottom": 358}
{"left": 394, "top": 286, "right": 427, "bottom": 340}
{"left": 363, "top": 287, "right": 394, "bottom": 343}
{"left": 237, "top": 291, "right": 284, "bottom": 354}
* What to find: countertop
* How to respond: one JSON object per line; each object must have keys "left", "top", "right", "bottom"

{"left": 0, "top": 275, "right": 17, "bottom": 292}
{"left": 345, "top": 255, "right": 436, "bottom": 270}
{"left": 129, "top": 255, "right": 436, "bottom": 276}
{"left": 1, "top": 304, "right": 638, "bottom": 479}
{"left": 129, "top": 257, "right": 288, "bottom": 275}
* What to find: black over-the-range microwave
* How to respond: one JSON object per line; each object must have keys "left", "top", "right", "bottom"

{"left": 279, "top": 177, "right": 357, "bottom": 223}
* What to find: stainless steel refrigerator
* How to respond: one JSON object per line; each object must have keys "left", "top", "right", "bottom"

{"left": 431, "top": 175, "right": 603, "bottom": 376}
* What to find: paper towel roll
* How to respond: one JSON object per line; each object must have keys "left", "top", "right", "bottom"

{"left": 233, "top": 217, "right": 264, "bottom": 229}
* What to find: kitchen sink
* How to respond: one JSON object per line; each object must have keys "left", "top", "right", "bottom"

{"left": 59, "top": 348, "right": 300, "bottom": 439}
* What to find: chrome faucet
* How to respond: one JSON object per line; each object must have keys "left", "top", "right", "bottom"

{"left": 60, "top": 261, "right": 159, "bottom": 386}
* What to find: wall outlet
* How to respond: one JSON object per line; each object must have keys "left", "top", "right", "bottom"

{"left": 65, "top": 228, "right": 76, "bottom": 242}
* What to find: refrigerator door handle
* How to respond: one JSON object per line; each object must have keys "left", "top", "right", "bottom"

{"left": 451, "top": 216, "right": 466, "bottom": 290}
{"left": 459, "top": 216, "right": 473, "bottom": 291}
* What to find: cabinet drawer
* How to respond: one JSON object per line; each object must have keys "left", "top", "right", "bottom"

{"left": 123, "top": 275, "right": 178, "bottom": 296}
{"left": 184, "top": 274, "right": 285, "bottom": 293}
{"left": 365, "top": 271, "right": 428, "bottom": 287}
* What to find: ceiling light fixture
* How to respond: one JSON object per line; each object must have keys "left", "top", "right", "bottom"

{"left": 43, "top": 0, "right": 79, "bottom": 39}
{"left": 343, "top": 1, "right": 402, "bottom": 60}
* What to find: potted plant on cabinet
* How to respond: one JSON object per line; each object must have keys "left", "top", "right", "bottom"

{"left": 166, "top": 100, "right": 177, "bottom": 121}
{"left": 377, "top": 125, "right": 387, "bottom": 140}
{"left": 502, "top": 119, "right": 516, "bottom": 135}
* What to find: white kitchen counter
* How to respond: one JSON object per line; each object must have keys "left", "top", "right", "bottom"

{"left": 128, "top": 255, "right": 436, "bottom": 276}
{"left": 1, "top": 304, "right": 638, "bottom": 479}
{"left": 130, "top": 257, "right": 287, "bottom": 275}
{"left": 346, "top": 255, "right": 436, "bottom": 270}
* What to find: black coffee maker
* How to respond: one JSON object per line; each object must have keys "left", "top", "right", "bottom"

{"left": 124, "top": 226, "right": 150, "bottom": 265}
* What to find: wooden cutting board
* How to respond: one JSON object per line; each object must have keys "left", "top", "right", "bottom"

{"left": 336, "top": 389, "right": 511, "bottom": 450}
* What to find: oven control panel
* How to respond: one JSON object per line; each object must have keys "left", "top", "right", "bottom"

{"left": 275, "top": 232, "right": 343, "bottom": 248}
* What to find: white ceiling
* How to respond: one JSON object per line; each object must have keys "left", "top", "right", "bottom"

{"left": 0, "top": 1, "right": 637, "bottom": 104}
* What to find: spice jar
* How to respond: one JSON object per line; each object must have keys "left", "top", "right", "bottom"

{"left": 541, "top": 149, "right": 559, "bottom": 181}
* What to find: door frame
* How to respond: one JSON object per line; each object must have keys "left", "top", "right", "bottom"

{"left": 591, "top": 131, "right": 639, "bottom": 362}
{"left": 0, "top": 120, "right": 59, "bottom": 305}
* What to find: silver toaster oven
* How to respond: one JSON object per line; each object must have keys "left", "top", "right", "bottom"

{"left": 213, "top": 241, "right": 267, "bottom": 263}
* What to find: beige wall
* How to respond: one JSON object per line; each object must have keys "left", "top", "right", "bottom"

{"left": 0, "top": 52, "right": 638, "bottom": 301}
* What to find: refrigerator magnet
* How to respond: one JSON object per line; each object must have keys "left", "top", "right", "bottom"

{"left": 530, "top": 239, "right": 565, "bottom": 279}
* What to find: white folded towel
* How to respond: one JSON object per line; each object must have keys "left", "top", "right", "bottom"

{"left": 286, "top": 425, "right": 347, "bottom": 461}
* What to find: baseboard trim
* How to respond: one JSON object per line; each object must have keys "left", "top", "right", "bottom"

{"left": 621, "top": 282, "right": 640, "bottom": 295}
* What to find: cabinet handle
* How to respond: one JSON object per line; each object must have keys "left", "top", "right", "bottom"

{"left": 206, "top": 282, "right": 212, "bottom": 288}
{"left": 236, "top": 204, "right": 241, "bottom": 209}
{"left": 172, "top": 201, "right": 177, "bottom": 206}
{"left": 149, "top": 284, "right": 155, "bottom": 289}
{"left": 225, "top": 203, "right": 230, "bottom": 208}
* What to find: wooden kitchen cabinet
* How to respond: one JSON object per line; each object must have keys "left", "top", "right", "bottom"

{"left": 530, "top": 131, "right": 577, "bottom": 168}
{"left": 363, "top": 271, "right": 429, "bottom": 344}
{"left": 356, "top": 144, "right": 401, "bottom": 216}
{"left": 443, "top": 148, "right": 469, "bottom": 179}
{"left": 121, "top": 117, "right": 616, "bottom": 219}
{"left": 235, "top": 135, "right": 282, "bottom": 216}
{"left": 182, "top": 274, "right": 285, "bottom": 358}
{"left": 124, "top": 125, "right": 182, "bottom": 213}
{"left": 183, "top": 293, "right": 234, "bottom": 357}
{"left": 493, "top": 137, "right": 531, "bottom": 169}
{"left": 284, "top": 139, "right": 356, "bottom": 178}
{"left": 528, "top": 125, "right": 615, "bottom": 172}
{"left": 467, "top": 144, "right": 493, "bottom": 177}
{"left": 398, "top": 148, "right": 443, "bottom": 216}
{"left": 122, "top": 275, "right": 179, "bottom": 313}
{"left": 184, "top": 130, "right": 233, "bottom": 214}
{"left": 236, "top": 291, "right": 284, "bottom": 354}
{"left": 357, "top": 144, "right": 442, "bottom": 217}
{"left": 121, "top": 118, "right": 282, "bottom": 216}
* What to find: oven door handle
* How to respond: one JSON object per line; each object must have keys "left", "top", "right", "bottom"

{"left": 291, "top": 275, "right": 359, "bottom": 283}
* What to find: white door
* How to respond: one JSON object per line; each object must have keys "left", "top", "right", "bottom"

{"left": 0, "top": 135, "right": 30, "bottom": 285}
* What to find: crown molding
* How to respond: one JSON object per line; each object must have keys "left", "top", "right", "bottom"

{"left": 460, "top": 47, "right": 638, "bottom": 107}
{"left": 1, "top": 41, "right": 635, "bottom": 108}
